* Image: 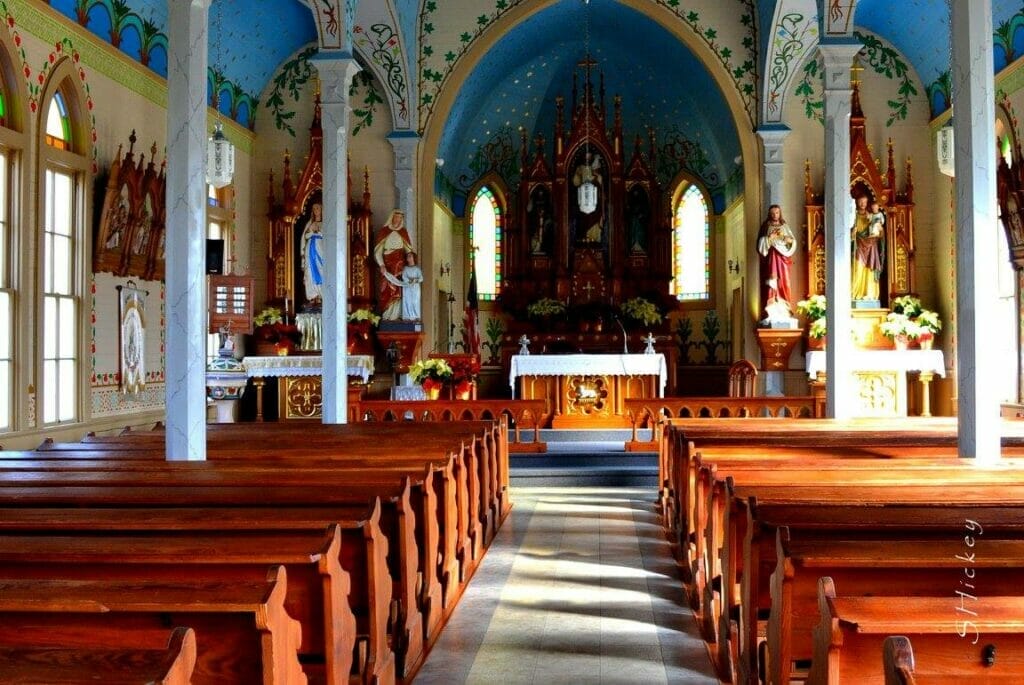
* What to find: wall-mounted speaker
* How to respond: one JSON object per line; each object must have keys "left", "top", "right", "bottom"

{"left": 206, "top": 238, "right": 225, "bottom": 275}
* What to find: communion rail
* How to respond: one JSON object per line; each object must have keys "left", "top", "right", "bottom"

{"left": 623, "top": 396, "right": 819, "bottom": 451}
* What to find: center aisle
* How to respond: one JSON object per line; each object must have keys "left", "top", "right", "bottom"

{"left": 415, "top": 487, "right": 719, "bottom": 684}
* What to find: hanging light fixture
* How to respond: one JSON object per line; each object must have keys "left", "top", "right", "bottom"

{"left": 206, "top": 1, "right": 234, "bottom": 188}
{"left": 577, "top": 0, "right": 598, "bottom": 214}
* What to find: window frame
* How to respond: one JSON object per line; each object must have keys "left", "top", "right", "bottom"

{"left": 206, "top": 184, "right": 234, "bottom": 360}
{"left": 670, "top": 177, "right": 716, "bottom": 311}
{"left": 464, "top": 175, "right": 508, "bottom": 309}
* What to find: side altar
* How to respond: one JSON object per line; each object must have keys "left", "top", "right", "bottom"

{"left": 242, "top": 355, "right": 373, "bottom": 421}
{"left": 510, "top": 353, "right": 666, "bottom": 428}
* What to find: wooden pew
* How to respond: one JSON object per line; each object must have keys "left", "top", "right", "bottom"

{"left": 0, "top": 510, "right": 377, "bottom": 685}
{"left": 770, "top": 527, "right": 1024, "bottom": 685}
{"left": 0, "top": 566, "right": 305, "bottom": 685}
{"left": 809, "top": 578, "right": 1024, "bottom": 684}
{"left": 0, "top": 625, "right": 196, "bottom": 685}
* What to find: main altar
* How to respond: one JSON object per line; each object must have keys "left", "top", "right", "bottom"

{"left": 510, "top": 353, "right": 666, "bottom": 428}
{"left": 242, "top": 355, "right": 373, "bottom": 421}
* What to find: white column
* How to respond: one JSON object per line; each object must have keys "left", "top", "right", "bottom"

{"left": 819, "top": 43, "right": 861, "bottom": 419}
{"left": 164, "top": 0, "right": 211, "bottom": 461}
{"left": 757, "top": 127, "right": 789, "bottom": 206}
{"left": 313, "top": 54, "right": 360, "bottom": 424}
{"left": 952, "top": 0, "right": 1000, "bottom": 460}
{"left": 388, "top": 132, "right": 420, "bottom": 247}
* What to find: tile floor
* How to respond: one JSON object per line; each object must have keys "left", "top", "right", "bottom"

{"left": 414, "top": 487, "right": 719, "bottom": 684}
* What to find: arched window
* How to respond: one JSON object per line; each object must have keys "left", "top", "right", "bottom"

{"left": 39, "top": 73, "right": 89, "bottom": 426}
{"left": 0, "top": 148, "right": 9, "bottom": 430}
{"left": 469, "top": 186, "right": 502, "bottom": 300}
{"left": 671, "top": 183, "right": 711, "bottom": 302}
{"left": 0, "top": 34, "right": 24, "bottom": 433}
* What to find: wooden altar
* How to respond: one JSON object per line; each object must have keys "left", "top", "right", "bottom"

{"left": 803, "top": 79, "right": 917, "bottom": 304}
{"left": 510, "top": 353, "right": 666, "bottom": 428}
{"left": 265, "top": 90, "right": 375, "bottom": 317}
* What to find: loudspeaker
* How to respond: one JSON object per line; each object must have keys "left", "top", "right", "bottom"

{"left": 206, "top": 239, "right": 224, "bottom": 275}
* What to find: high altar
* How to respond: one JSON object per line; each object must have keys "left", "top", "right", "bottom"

{"left": 495, "top": 56, "right": 679, "bottom": 397}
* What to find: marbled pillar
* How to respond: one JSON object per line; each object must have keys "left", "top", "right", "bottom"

{"left": 756, "top": 126, "right": 790, "bottom": 396}
{"left": 819, "top": 42, "right": 860, "bottom": 419}
{"left": 388, "top": 132, "right": 420, "bottom": 247}
{"left": 952, "top": 0, "right": 1000, "bottom": 460}
{"left": 165, "top": 0, "right": 211, "bottom": 461}
{"left": 313, "top": 54, "right": 359, "bottom": 424}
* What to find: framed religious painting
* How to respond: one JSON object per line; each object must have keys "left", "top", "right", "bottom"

{"left": 116, "top": 281, "right": 148, "bottom": 394}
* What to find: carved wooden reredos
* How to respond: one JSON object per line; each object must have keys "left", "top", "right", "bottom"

{"left": 997, "top": 96, "right": 1024, "bottom": 269}
{"left": 803, "top": 80, "right": 917, "bottom": 304}
{"left": 500, "top": 59, "right": 672, "bottom": 314}
{"left": 93, "top": 130, "right": 167, "bottom": 281}
{"left": 266, "top": 90, "right": 374, "bottom": 311}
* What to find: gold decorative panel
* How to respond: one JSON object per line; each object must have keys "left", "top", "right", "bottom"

{"left": 282, "top": 376, "right": 323, "bottom": 420}
{"left": 564, "top": 375, "right": 611, "bottom": 418}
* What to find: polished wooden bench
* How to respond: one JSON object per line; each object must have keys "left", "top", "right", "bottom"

{"left": 809, "top": 577, "right": 1024, "bottom": 684}
{"left": 0, "top": 625, "right": 196, "bottom": 685}
{"left": 0, "top": 566, "right": 304, "bottom": 685}
{"left": 770, "top": 528, "right": 1024, "bottom": 685}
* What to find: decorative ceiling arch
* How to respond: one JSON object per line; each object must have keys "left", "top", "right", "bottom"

{"left": 761, "top": 0, "right": 818, "bottom": 125}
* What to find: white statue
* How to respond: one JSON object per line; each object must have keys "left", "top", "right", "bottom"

{"left": 398, "top": 251, "right": 423, "bottom": 321}
{"left": 518, "top": 335, "right": 531, "bottom": 355}
{"left": 300, "top": 202, "right": 324, "bottom": 304}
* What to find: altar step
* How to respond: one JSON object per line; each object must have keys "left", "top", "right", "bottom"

{"left": 510, "top": 429, "right": 657, "bottom": 487}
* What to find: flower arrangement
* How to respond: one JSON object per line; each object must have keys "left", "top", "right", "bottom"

{"left": 526, "top": 297, "right": 567, "bottom": 318}
{"left": 880, "top": 312, "right": 923, "bottom": 343}
{"left": 448, "top": 356, "right": 481, "bottom": 384}
{"left": 409, "top": 358, "right": 454, "bottom": 393}
{"left": 891, "top": 295, "right": 923, "bottom": 318}
{"left": 347, "top": 308, "right": 381, "bottom": 326}
{"left": 796, "top": 295, "right": 827, "bottom": 322}
{"left": 253, "top": 306, "right": 300, "bottom": 350}
{"left": 254, "top": 306, "right": 283, "bottom": 327}
{"left": 620, "top": 297, "right": 662, "bottom": 326}
{"left": 890, "top": 296, "right": 941, "bottom": 346}
{"left": 808, "top": 317, "right": 827, "bottom": 340}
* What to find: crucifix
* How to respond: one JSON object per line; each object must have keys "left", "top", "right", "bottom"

{"left": 582, "top": 281, "right": 596, "bottom": 300}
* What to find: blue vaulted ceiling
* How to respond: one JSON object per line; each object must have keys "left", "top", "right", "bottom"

{"left": 854, "top": 0, "right": 1024, "bottom": 116}
{"left": 48, "top": 0, "right": 317, "bottom": 128}
{"left": 437, "top": 0, "right": 740, "bottom": 212}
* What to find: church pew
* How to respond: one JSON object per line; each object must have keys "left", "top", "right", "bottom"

{"left": 0, "top": 472, "right": 426, "bottom": 681}
{"left": 722, "top": 483, "right": 1024, "bottom": 684}
{"left": 769, "top": 528, "right": 1024, "bottom": 685}
{"left": 0, "top": 566, "right": 305, "bottom": 685}
{"left": 0, "top": 625, "right": 196, "bottom": 685}
{"left": 0, "top": 513, "right": 375, "bottom": 685}
{"left": 808, "top": 578, "right": 1024, "bottom": 685}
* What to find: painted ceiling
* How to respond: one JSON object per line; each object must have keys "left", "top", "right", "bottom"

{"left": 436, "top": 0, "right": 741, "bottom": 210}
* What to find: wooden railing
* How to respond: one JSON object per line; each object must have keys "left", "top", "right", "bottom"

{"left": 354, "top": 399, "right": 552, "bottom": 452}
{"left": 623, "top": 396, "right": 819, "bottom": 450}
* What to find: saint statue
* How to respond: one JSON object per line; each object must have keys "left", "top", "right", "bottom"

{"left": 527, "top": 186, "right": 553, "bottom": 255}
{"left": 626, "top": 185, "right": 649, "bottom": 254}
{"left": 572, "top": 152, "right": 603, "bottom": 243}
{"left": 851, "top": 195, "right": 885, "bottom": 303}
{"left": 757, "top": 204, "right": 797, "bottom": 325}
{"left": 398, "top": 251, "right": 423, "bottom": 321}
{"left": 300, "top": 202, "right": 324, "bottom": 304}
{"left": 373, "top": 209, "right": 415, "bottom": 320}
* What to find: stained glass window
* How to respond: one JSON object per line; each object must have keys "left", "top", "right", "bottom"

{"left": 42, "top": 166, "right": 77, "bottom": 423}
{"left": 45, "top": 92, "right": 70, "bottom": 151}
{"left": 469, "top": 186, "right": 502, "bottom": 300}
{"left": 671, "top": 184, "right": 710, "bottom": 301}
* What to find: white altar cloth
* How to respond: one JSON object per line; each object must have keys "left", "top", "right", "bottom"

{"left": 510, "top": 353, "right": 667, "bottom": 397}
{"left": 242, "top": 355, "right": 375, "bottom": 384}
{"left": 805, "top": 350, "right": 946, "bottom": 379}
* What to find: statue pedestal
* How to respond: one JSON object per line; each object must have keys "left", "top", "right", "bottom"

{"left": 377, "top": 330, "right": 424, "bottom": 374}
{"left": 851, "top": 308, "right": 889, "bottom": 349}
{"left": 755, "top": 328, "right": 802, "bottom": 371}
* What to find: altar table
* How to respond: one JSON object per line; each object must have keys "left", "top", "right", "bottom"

{"left": 242, "top": 355, "right": 374, "bottom": 421}
{"left": 805, "top": 349, "right": 945, "bottom": 417}
{"left": 510, "top": 353, "right": 666, "bottom": 428}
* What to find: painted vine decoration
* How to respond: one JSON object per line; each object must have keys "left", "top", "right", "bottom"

{"left": 354, "top": 23, "right": 409, "bottom": 121}
{"left": 264, "top": 46, "right": 318, "bottom": 137}
{"left": 655, "top": 125, "right": 723, "bottom": 193}
{"left": 349, "top": 70, "right": 383, "bottom": 136}
{"left": 853, "top": 31, "right": 917, "bottom": 126}
{"left": 766, "top": 12, "right": 816, "bottom": 118}
{"left": 795, "top": 56, "right": 824, "bottom": 124}
{"left": 458, "top": 125, "right": 519, "bottom": 189}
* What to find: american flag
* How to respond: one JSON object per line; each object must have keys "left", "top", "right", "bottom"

{"left": 462, "top": 265, "right": 480, "bottom": 355}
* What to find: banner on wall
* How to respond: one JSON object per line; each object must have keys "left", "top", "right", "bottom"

{"left": 116, "top": 281, "right": 148, "bottom": 395}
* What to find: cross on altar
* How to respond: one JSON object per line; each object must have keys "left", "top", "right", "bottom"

{"left": 582, "top": 282, "right": 595, "bottom": 299}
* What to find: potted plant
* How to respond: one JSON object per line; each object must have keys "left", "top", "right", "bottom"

{"left": 914, "top": 309, "right": 942, "bottom": 349}
{"left": 447, "top": 355, "right": 481, "bottom": 400}
{"left": 252, "top": 306, "right": 301, "bottom": 355}
{"left": 526, "top": 298, "right": 567, "bottom": 331}
{"left": 880, "top": 312, "right": 922, "bottom": 351}
{"left": 347, "top": 308, "right": 381, "bottom": 355}
{"left": 891, "top": 295, "right": 923, "bottom": 318}
{"left": 796, "top": 295, "right": 827, "bottom": 350}
{"left": 620, "top": 297, "right": 663, "bottom": 328}
{"left": 408, "top": 358, "right": 453, "bottom": 399}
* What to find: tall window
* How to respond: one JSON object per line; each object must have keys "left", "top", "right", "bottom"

{"left": 469, "top": 186, "right": 501, "bottom": 300}
{"left": 40, "top": 76, "right": 87, "bottom": 426}
{"left": 0, "top": 151, "right": 9, "bottom": 430}
{"left": 207, "top": 184, "right": 232, "bottom": 360}
{"left": 42, "top": 164, "right": 76, "bottom": 424}
{"left": 671, "top": 183, "right": 711, "bottom": 302}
